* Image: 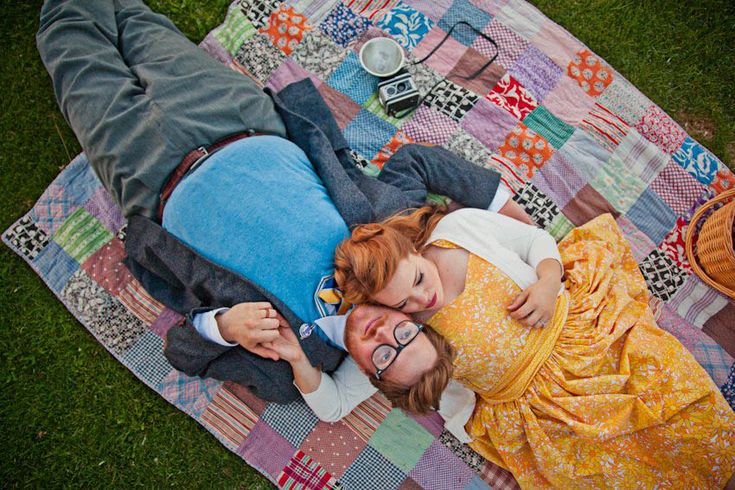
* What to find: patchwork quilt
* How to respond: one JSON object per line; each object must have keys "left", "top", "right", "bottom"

{"left": 5, "top": 0, "right": 735, "bottom": 488}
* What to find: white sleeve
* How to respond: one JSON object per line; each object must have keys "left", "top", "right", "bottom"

{"left": 437, "top": 380, "right": 476, "bottom": 443}
{"left": 487, "top": 184, "right": 511, "bottom": 212}
{"left": 192, "top": 308, "right": 238, "bottom": 347}
{"left": 297, "top": 356, "right": 377, "bottom": 422}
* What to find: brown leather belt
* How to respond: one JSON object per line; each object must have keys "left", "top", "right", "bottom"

{"left": 157, "top": 130, "right": 261, "bottom": 222}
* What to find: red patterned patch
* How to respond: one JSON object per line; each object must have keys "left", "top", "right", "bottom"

{"left": 118, "top": 278, "right": 166, "bottom": 325}
{"left": 485, "top": 74, "right": 538, "bottom": 120}
{"left": 710, "top": 167, "right": 735, "bottom": 195}
{"left": 660, "top": 217, "right": 691, "bottom": 272}
{"left": 80, "top": 238, "right": 132, "bottom": 294}
{"left": 259, "top": 4, "right": 312, "bottom": 55}
{"left": 567, "top": 49, "right": 613, "bottom": 96}
{"left": 634, "top": 105, "right": 688, "bottom": 155}
{"left": 371, "top": 131, "right": 413, "bottom": 170}
{"left": 277, "top": 450, "right": 338, "bottom": 490}
{"left": 497, "top": 123, "right": 554, "bottom": 178}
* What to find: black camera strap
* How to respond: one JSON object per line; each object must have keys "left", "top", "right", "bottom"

{"left": 391, "top": 21, "right": 499, "bottom": 118}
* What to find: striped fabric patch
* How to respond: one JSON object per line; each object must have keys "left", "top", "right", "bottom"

{"left": 522, "top": 105, "right": 574, "bottom": 149}
{"left": 213, "top": 7, "right": 257, "bottom": 55}
{"left": 613, "top": 131, "right": 668, "bottom": 184}
{"left": 200, "top": 387, "right": 260, "bottom": 449}
{"left": 488, "top": 154, "right": 527, "bottom": 192}
{"left": 580, "top": 103, "right": 629, "bottom": 152}
{"left": 118, "top": 278, "right": 166, "bottom": 325}
{"left": 667, "top": 275, "right": 729, "bottom": 328}
{"left": 341, "top": 394, "right": 392, "bottom": 443}
{"left": 345, "top": 0, "right": 400, "bottom": 21}
{"left": 277, "top": 450, "right": 338, "bottom": 490}
{"left": 53, "top": 208, "right": 113, "bottom": 263}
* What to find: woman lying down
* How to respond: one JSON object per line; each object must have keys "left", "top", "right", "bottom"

{"left": 262, "top": 206, "right": 735, "bottom": 489}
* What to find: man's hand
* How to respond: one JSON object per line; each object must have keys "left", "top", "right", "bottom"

{"left": 497, "top": 198, "right": 535, "bottom": 226}
{"left": 216, "top": 302, "right": 289, "bottom": 360}
{"left": 263, "top": 325, "right": 307, "bottom": 364}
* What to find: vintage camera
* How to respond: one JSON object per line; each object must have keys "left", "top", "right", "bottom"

{"left": 377, "top": 71, "right": 420, "bottom": 117}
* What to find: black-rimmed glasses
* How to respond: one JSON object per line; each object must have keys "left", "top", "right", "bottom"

{"left": 372, "top": 320, "right": 424, "bottom": 380}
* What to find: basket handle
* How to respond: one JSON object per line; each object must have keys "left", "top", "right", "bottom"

{"left": 684, "top": 189, "right": 735, "bottom": 299}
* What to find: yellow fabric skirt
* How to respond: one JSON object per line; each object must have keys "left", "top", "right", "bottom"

{"left": 466, "top": 214, "right": 735, "bottom": 489}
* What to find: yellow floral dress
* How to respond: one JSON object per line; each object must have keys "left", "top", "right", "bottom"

{"left": 429, "top": 214, "right": 735, "bottom": 489}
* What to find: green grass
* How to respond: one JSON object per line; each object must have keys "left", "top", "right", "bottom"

{"left": 1, "top": 0, "right": 733, "bottom": 488}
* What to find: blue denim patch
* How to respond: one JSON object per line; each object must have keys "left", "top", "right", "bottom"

{"left": 626, "top": 188, "right": 677, "bottom": 245}
{"left": 327, "top": 51, "right": 379, "bottom": 105}
{"left": 32, "top": 240, "right": 79, "bottom": 294}
{"left": 437, "top": 0, "right": 492, "bottom": 47}
{"left": 344, "top": 109, "right": 397, "bottom": 159}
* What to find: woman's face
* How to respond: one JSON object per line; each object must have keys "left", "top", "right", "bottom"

{"left": 344, "top": 304, "right": 438, "bottom": 386}
{"left": 371, "top": 252, "right": 444, "bottom": 314}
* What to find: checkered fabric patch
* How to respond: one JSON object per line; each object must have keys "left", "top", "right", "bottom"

{"left": 261, "top": 400, "right": 320, "bottom": 447}
{"left": 122, "top": 331, "right": 172, "bottom": 387}
{"left": 277, "top": 450, "right": 340, "bottom": 490}
{"left": 409, "top": 440, "right": 477, "bottom": 489}
{"left": 341, "top": 445, "right": 405, "bottom": 490}
{"left": 158, "top": 370, "right": 222, "bottom": 419}
{"left": 476, "top": 19, "right": 529, "bottom": 69}
{"left": 402, "top": 105, "right": 458, "bottom": 146}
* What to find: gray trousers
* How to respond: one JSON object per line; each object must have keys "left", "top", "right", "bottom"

{"left": 36, "top": 0, "right": 287, "bottom": 218}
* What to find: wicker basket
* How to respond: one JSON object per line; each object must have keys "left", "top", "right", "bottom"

{"left": 685, "top": 189, "right": 735, "bottom": 299}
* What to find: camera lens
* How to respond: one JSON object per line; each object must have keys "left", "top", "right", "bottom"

{"left": 396, "top": 82, "right": 406, "bottom": 92}
{"left": 386, "top": 86, "right": 396, "bottom": 95}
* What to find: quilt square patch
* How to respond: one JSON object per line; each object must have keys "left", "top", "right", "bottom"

{"left": 545, "top": 212, "right": 575, "bottom": 241}
{"left": 412, "top": 27, "right": 464, "bottom": 76}
{"left": 704, "top": 303, "right": 735, "bottom": 359}
{"left": 261, "top": 401, "right": 319, "bottom": 447}
{"left": 475, "top": 18, "right": 528, "bottom": 69}
{"left": 447, "top": 48, "right": 506, "bottom": 96}
{"left": 149, "top": 307, "right": 184, "bottom": 339}
{"left": 437, "top": 0, "right": 493, "bottom": 47}
{"left": 259, "top": 4, "right": 312, "bottom": 55}
{"left": 487, "top": 153, "right": 528, "bottom": 192}
{"left": 234, "top": 33, "right": 287, "bottom": 83}
{"left": 277, "top": 449, "right": 339, "bottom": 490}
{"left": 80, "top": 238, "right": 131, "bottom": 295}
{"left": 460, "top": 97, "right": 518, "bottom": 151}
{"left": 438, "top": 430, "right": 485, "bottom": 473}
{"left": 530, "top": 152, "right": 585, "bottom": 209}
{"left": 650, "top": 161, "right": 707, "bottom": 217}
{"left": 344, "top": 109, "right": 397, "bottom": 160}
{"left": 319, "top": 1, "right": 370, "bottom": 47}
{"left": 345, "top": 0, "right": 400, "bottom": 21}
{"left": 83, "top": 187, "right": 126, "bottom": 235}
{"left": 32, "top": 240, "right": 79, "bottom": 294}
{"left": 659, "top": 217, "right": 690, "bottom": 271}
{"left": 495, "top": 0, "right": 544, "bottom": 40}
{"left": 327, "top": 51, "right": 379, "bottom": 105}
{"left": 486, "top": 73, "right": 538, "bottom": 120}
{"left": 372, "top": 131, "right": 413, "bottom": 170}
{"left": 405, "top": 53, "right": 444, "bottom": 96}
{"left": 611, "top": 131, "right": 668, "bottom": 184}
{"left": 634, "top": 105, "right": 688, "bottom": 156}
{"left": 591, "top": 155, "right": 647, "bottom": 214}
{"left": 368, "top": 410, "right": 434, "bottom": 473}
{"left": 523, "top": 105, "right": 574, "bottom": 149}
{"left": 52, "top": 208, "right": 113, "bottom": 264}
{"left": 507, "top": 45, "right": 563, "bottom": 102}
{"left": 266, "top": 58, "right": 320, "bottom": 92}
{"left": 291, "top": 29, "right": 349, "bottom": 80}
{"left": 213, "top": 6, "right": 257, "bottom": 56}
{"left": 580, "top": 103, "right": 630, "bottom": 153}
{"left": 541, "top": 75, "right": 595, "bottom": 126}
{"left": 301, "top": 421, "right": 369, "bottom": 478}
{"left": 4, "top": 215, "right": 49, "bottom": 262}
{"left": 513, "top": 182, "right": 561, "bottom": 228}
{"left": 497, "top": 122, "right": 554, "bottom": 179}
{"left": 668, "top": 275, "right": 729, "bottom": 329}
{"left": 122, "top": 331, "right": 172, "bottom": 388}
{"left": 199, "top": 385, "right": 260, "bottom": 450}
{"left": 615, "top": 215, "right": 656, "bottom": 263}
{"left": 30, "top": 183, "right": 79, "bottom": 235}
{"left": 401, "top": 0, "right": 451, "bottom": 21}
{"left": 409, "top": 440, "right": 476, "bottom": 489}
{"left": 562, "top": 184, "right": 619, "bottom": 226}
{"left": 401, "top": 105, "right": 458, "bottom": 146}
{"left": 424, "top": 79, "right": 479, "bottom": 121}
{"left": 223, "top": 380, "right": 269, "bottom": 417}
{"left": 596, "top": 76, "right": 649, "bottom": 127}
{"left": 557, "top": 128, "right": 612, "bottom": 182}
{"left": 118, "top": 278, "right": 166, "bottom": 325}
{"left": 639, "top": 248, "right": 687, "bottom": 301}
{"left": 531, "top": 18, "right": 584, "bottom": 70}
{"left": 479, "top": 459, "right": 519, "bottom": 490}
{"left": 710, "top": 166, "right": 735, "bottom": 195}
{"left": 376, "top": 2, "right": 434, "bottom": 50}
{"left": 239, "top": 0, "right": 281, "bottom": 30}
{"left": 445, "top": 129, "right": 495, "bottom": 169}
{"left": 318, "top": 82, "right": 363, "bottom": 130}
{"left": 340, "top": 394, "right": 392, "bottom": 443}
{"left": 238, "top": 421, "right": 297, "bottom": 478}
{"left": 341, "top": 445, "right": 406, "bottom": 490}
{"left": 671, "top": 136, "right": 721, "bottom": 186}
{"left": 625, "top": 188, "right": 678, "bottom": 245}
{"left": 158, "top": 370, "right": 221, "bottom": 419}
{"left": 567, "top": 49, "right": 613, "bottom": 97}
{"left": 690, "top": 340, "right": 733, "bottom": 387}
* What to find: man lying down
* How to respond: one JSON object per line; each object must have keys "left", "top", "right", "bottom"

{"left": 37, "top": 0, "right": 531, "bottom": 436}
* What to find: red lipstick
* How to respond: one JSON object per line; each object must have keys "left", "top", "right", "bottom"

{"left": 426, "top": 293, "right": 437, "bottom": 309}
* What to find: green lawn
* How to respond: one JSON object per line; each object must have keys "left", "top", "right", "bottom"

{"left": 2, "top": 1, "right": 733, "bottom": 488}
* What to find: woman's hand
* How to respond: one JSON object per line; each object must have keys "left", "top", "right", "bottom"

{"left": 216, "top": 302, "right": 288, "bottom": 360}
{"left": 507, "top": 258, "right": 562, "bottom": 328}
{"left": 263, "top": 325, "right": 307, "bottom": 364}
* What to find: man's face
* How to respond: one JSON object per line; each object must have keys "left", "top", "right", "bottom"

{"left": 344, "top": 304, "right": 438, "bottom": 386}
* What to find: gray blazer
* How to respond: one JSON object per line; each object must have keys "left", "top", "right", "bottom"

{"left": 125, "top": 79, "right": 501, "bottom": 402}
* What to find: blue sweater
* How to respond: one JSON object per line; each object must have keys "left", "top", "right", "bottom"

{"left": 162, "top": 135, "right": 350, "bottom": 323}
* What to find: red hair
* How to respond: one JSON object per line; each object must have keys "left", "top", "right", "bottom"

{"left": 334, "top": 206, "right": 447, "bottom": 304}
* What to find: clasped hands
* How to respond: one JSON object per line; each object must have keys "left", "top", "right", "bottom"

{"left": 216, "top": 302, "right": 300, "bottom": 361}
